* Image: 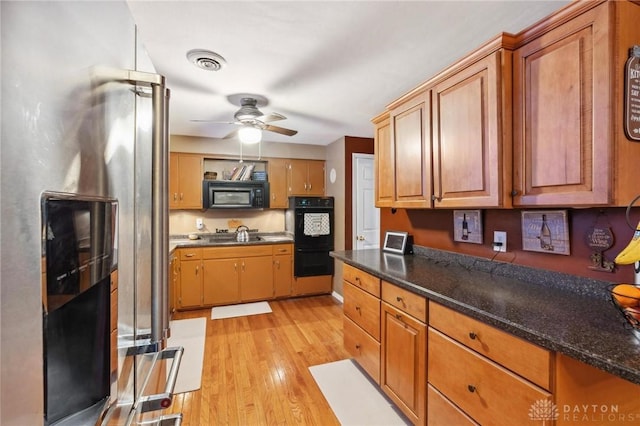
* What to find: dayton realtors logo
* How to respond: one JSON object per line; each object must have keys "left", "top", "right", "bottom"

{"left": 529, "top": 400, "right": 640, "bottom": 423}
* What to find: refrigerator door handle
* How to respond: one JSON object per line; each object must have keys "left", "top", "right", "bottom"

{"left": 91, "top": 66, "right": 171, "bottom": 345}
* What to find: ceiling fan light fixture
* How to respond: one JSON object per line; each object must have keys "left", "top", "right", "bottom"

{"left": 238, "top": 126, "right": 262, "bottom": 144}
{"left": 186, "top": 49, "right": 227, "bottom": 71}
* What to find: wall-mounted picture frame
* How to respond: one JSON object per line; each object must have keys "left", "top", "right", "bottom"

{"left": 521, "top": 210, "right": 570, "bottom": 255}
{"left": 453, "top": 210, "right": 483, "bottom": 244}
{"left": 383, "top": 231, "right": 410, "bottom": 254}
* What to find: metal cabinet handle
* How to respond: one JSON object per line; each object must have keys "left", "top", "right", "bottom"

{"left": 195, "top": 266, "right": 198, "bottom": 275}
{"left": 396, "top": 296, "right": 403, "bottom": 302}
{"left": 467, "top": 385, "right": 476, "bottom": 393}
{"left": 234, "top": 262, "right": 238, "bottom": 271}
{"left": 395, "top": 314, "right": 402, "bottom": 320}
{"left": 355, "top": 305, "right": 361, "bottom": 312}
{"left": 469, "top": 332, "right": 477, "bottom": 340}
{"left": 185, "top": 253, "right": 195, "bottom": 258}
{"left": 180, "top": 193, "right": 184, "bottom": 200}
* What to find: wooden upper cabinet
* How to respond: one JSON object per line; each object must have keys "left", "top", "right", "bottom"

{"left": 267, "top": 158, "right": 289, "bottom": 208}
{"left": 373, "top": 113, "right": 394, "bottom": 207}
{"left": 389, "top": 90, "right": 432, "bottom": 208}
{"left": 287, "top": 159, "right": 325, "bottom": 196}
{"left": 513, "top": 1, "right": 640, "bottom": 207}
{"left": 169, "top": 152, "right": 203, "bottom": 210}
{"left": 432, "top": 48, "right": 512, "bottom": 208}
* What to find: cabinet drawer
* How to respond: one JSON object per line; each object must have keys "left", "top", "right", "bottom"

{"left": 344, "top": 316, "right": 380, "bottom": 384}
{"left": 202, "top": 245, "right": 272, "bottom": 259}
{"left": 428, "top": 328, "right": 551, "bottom": 426}
{"left": 272, "top": 244, "right": 292, "bottom": 255}
{"left": 179, "top": 247, "right": 202, "bottom": 261}
{"left": 343, "top": 263, "right": 380, "bottom": 297}
{"left": 343, "top": 281, "right": 380, "bottom": 341}
{"left": 381, "top": 280, "right": 427, "bottom": 323}
{"left": 429, "top": 301, "right": 552, "bottom": 390}
{"left": 428, "top": 384, "right": 478, "bottom": 426}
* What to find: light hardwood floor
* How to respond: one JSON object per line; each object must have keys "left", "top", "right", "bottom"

{"left": 162, "top": 295, "right": 351, "bottom": 425}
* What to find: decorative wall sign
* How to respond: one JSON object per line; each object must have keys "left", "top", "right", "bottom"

{"left": 624, "top": 45, "right": 640, "bottom": 141}
{"left": 585, "top": 213, "right": 615, "bottom": 273}
{"left": 521, "top": 210, "right": 570, "bottom": 255}
{"left": 453, "top": 210, "right": 483, "bottom": 244}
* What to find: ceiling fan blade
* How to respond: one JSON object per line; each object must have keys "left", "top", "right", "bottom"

{"left": 264, "top": 124, "right": 298, "bottom": 136}
{"left": 191, "top": 119, "right": 240, "bottom": 125}
{"left": 261, "top": 112, "right": 286, "bottom": 123}
{"left": 223, "top": 129, "right": 240, "bottom": 139}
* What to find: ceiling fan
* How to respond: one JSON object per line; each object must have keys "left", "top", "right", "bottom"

{"left": 192, "top": 96, "right": 298, "bottom": 141}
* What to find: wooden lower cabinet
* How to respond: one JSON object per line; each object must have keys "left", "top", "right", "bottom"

{"left": 203, "top": 258, "right": 240, "bottom": 305}
{"left": 342, "top": 265, "right": 382, "bottom": 384}
{"left": 292, "top": 275, "right": 332, "bottom": 296}
{"left": 429, "top": 328, "right": 551, "bottom": 426}
{"left": 174, "top": 244, "right": 294, "bottom": 309}
{"left": 178, "top": 258, "right": 203, "bottom": 309}
{"left": 273, "top": 244, "right": 293, "bottom": 298}
{"left": 381, "top": 301, "right": 427, "bottom": 425}
{"left": 427, "top": 385, "right": 478, "bottom": 426}
{"left": 555, "top": 354, "right": 640, "bottom": 426}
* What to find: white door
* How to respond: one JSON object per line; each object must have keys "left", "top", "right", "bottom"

{"left": 353, "top": 154, "right": 380, "bottom": 249}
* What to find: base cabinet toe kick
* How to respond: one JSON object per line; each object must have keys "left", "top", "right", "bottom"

{"left": 340, "top": 263, "right": 640, "bottom": 426}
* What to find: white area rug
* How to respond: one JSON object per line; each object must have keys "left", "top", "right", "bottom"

{"left": 166, "top": 317, "right": 206, "bottom": 394}
{"left": 211, "top": 301, "right": 272, "bottom": 320}
{"left": 309, "top": 359, "right": 410, "bottom": 425}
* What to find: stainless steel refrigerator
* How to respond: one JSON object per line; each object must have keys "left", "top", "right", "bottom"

{"left": 1, "top": 2, "right": 176, "bottom": 425}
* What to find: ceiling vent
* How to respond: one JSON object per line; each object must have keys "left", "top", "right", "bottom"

{"left": 186, "top": 49, "right": 227, "bottom": 71}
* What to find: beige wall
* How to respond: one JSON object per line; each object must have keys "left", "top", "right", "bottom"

{"left": 170, "top": 209, "right": 285, "bottom": 235}
{"left": 171, "top": 134, "right": 327, "bottom": 160}
{"left": 325, "top": 136, "right": 346, "bottom": 297}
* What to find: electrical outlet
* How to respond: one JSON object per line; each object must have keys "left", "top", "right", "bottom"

{"left": 493, "top": 231, "right": 507, "bottom": 253}
{"left": 196, "top": 218, "right": 204, "bottom": 230}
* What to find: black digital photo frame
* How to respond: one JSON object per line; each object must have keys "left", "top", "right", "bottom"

{"left": 383, "top": 231, "right": 410, "bottom": 254}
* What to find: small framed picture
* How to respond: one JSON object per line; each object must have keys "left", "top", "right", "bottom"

{"left": 453, "top": 210, "right": 483, "bottom": 244}
{"left": 383, "top": 231, "right": 409, "bottom": 254}
{"left": 521, "top": 210, "right": 570, "bottom": 255}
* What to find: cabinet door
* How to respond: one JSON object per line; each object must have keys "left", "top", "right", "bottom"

{"left": 432, "top": 50, "right": 510, "bottom": 208}
{"left": 178, "top": 259, "right": 202, "bottom": 308}
{"left": 240, "top": 256, "right": 274, "bottom": 301}
{"left": 203, "top": 258, "right": 240, "bottom": 306}
{"left": 513, "top": 3, "right": 610, "bottom": 206}
{"left": 268, "top": 158, "right": 289, "bottom": 208}
{"left": 169, "top": 153, "right": 180, "bottom": 209}
{"left": 178, "top": 154, "right": 204, "bottom": 209}
{"left": 287, "top": 159, "right": 309, "bottom": 195}
{"left": 273, "top": 254, "right": 292, "bottom": 298}
{"left": 373, "top": 114, "right": 394, "bottom": 207}
{"left": 390, "top": 91, "right": 432, "bottom": 208}
{"left": 381, "top": 302, "right": 426, "bottom": 425}
{"left": 305, "top": 160, "right": 325, "bottom": 196}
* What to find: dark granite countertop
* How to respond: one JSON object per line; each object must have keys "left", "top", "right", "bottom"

{"left": 169, "top": 232, "right": 293, "bottom": 252}
{"left": 331, "top": 247, "right": 640, "bottom": 385}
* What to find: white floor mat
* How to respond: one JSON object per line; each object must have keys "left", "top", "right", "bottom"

{"left": 309, "top": 359, "right": 410, "bottom": 425}
{"left": 211, "top": 301, "right": 272, "bottom": 320}
{"left": 166, "top": 317, "right": 206, "bottom": 394}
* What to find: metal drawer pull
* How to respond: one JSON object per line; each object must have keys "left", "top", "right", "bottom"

{"left": 395, "top": 314, "right": 402, "bottom": 320}
{"left": 469, "top": 332, "right": 477, "bottom": 340}
{"left": 396, "top": 296, "right": 403, "bottom": 302}
{"left": 184, "top": 253, "right": 195, "bottom": 258}
{"left": 467, "top": 385, "right": 476, "bottom": 393}
{"left": 138, "top": 346, "right": 184, "bottom": 413}
{"left": 355, "top": 305, "right": 361, "bottom": 312}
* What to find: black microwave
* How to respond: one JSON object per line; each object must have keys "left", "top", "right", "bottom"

{"left": 202, "top": 180, "right": 269, "bottom": 209}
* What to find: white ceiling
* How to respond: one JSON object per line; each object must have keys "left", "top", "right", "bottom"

{"left": 127, "top": 1, "right": 570, "bottom": 146}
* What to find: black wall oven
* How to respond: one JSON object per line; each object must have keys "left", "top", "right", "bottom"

{"left": 286, "top": 196, "right": 334, "bottom": 277}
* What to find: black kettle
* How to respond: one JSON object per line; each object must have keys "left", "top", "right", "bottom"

{"left": 236, "top": 225, "right": 249, "bottom": 242}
